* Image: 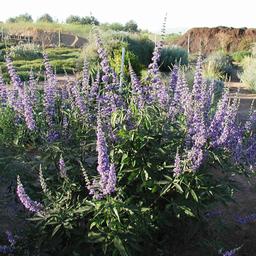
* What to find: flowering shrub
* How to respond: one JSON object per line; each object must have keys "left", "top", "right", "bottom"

{"left": 0, "top": 29, "right": 255, "bottom": 255}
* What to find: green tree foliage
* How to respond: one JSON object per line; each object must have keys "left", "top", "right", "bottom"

{"left": 37, "top": 14, "right": 54, "bottom": 23}
{"left": 124, "top": 20, "right": 139, "bottom": 32}
{"left": 7, "top": 13, "right": 33, "bottom": 23}
{"left": 108, "top": 22, "right": 125, "bottom": 31}
{"left": 66, "top": 15, "right": 99, "bottom": 25}
{"left": 66, "top": 15, "right": 81, "bottom": 24}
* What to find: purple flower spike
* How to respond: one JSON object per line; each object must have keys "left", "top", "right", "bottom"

{"left": 43, "top": 80, "right": 56, "bottom": 127}
{"left": 0, "top": 245, "right": 13, "bottom": 254}
{"left": 5, "top": 56, "right": 24, "bottom": 113}
{"left": 192, "top": 54, "right": 203, "bottom": 102}
{"left": 173, "top": 151, "right": 181, "bottom": 176}
{"left": 5, "top": 231, "right": 15, "bottom": 246}
{"left": 96, "top": 116, "right": 110, "bottom": 188}
{"left": 16, "top": 176, "right": 43, "bottom": 213}
{"left": 104, "top": 164, "right": 117, "bottom": 194}
{"left": 222, "top": 250, "right": 236, "bottom": 256}
{"left": 23, "top": 85, "right": 36, "bottom": 131}
{"left": 43, "top": 53, "right": 56, "bottom": 85}
{"left": 96, "top": 114, "right": 116, "bottom": 196}
{"left": 5, "top": 55, "right": 23, "bottom": 89}
{"left": 71, "top": 82, "right": 87, "bottom": 115}
{"left": 169, "top": 65, "right": 179, "bottom": 94}
{"left": 82, "top": 59, "right": 90, "bottom": 94}
{"left": 95, "top": 31, "right": 111, "bottom": 84}
{"left": 59, "top": 155, "right": 67, "bottom": 178}
{"left": 129, "top": 63, "right": 144, "bottom": 109}
{"left": 89, "top": 70, "right": 100, "bottom": 103}
{"left": 28, "top": 70, "right": 37, "bottom": 106}
{"left": 0, "top": 73, "right": 7, "bottom": 107}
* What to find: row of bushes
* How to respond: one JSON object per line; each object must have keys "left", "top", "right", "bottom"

{"left": 81, "top": 32, "right": 189, "bottom": 75}
{"left": 0, "top": 45, "right": 81, "bottom": 81}
{"left": 5, "top": 35, "right": 256, "bottom": 88}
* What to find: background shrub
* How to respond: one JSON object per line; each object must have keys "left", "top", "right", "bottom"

{"left": 159, "top": 46, "right": 188, "bottom": 72}
{"left": 7, "top": 13, "right": 33, "bottom": 23}
{"left": 66, "top": 15, "right": 100, "bottom": 25}
{"left": 203, "top": 51, "right": 234, "bottom": 80}
{"left": 232, "top": 50, "right": 251, "bottom": 63}
{"left": 240, "top": 57, "right": 256, "bottom": 91}
{"left": 37, "top": 14, "right": 54, "bottom": 23}
{"left": 9, "top": 43, "right": 43, "bottom": 60}
{"left": 80, "top": 32, "right": 154, "bottom": 74}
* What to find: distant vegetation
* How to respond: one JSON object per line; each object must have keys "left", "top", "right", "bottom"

{"left": 0, "top": 45, "right": 80, "bottom": 82}
{"left": 37, "top": 14, "right": 54, "bottom": 23}
{"left": 66, "top": 15, "right": 100, "bottom": 26}
{"left": 7, "top": 13, "right": 33, "bottom": 23}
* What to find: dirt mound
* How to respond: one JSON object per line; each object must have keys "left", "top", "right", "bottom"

{"left": 13, "top": 29, "right": 87, "bottom": 48}
{"left": 176, "top": 27, "right": 256, "bottom": 54}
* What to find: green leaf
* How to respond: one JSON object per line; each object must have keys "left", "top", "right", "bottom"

{"left": 113, "top": 237, "right": 128, "bottom": 256}
{"left": 190, "top": 189, "right": 198, "bottom": 202}
{"left": 52, "top": 224, "right": 62, "bottom": 237}
{"left": 121, "top": 153, "right": 128, "bottom": 163}
{"left": 179, "top": 206, "right": 195, "bottom": 217}
{"left": 160, "top": 183, "right": 172, "bottom": 196}
{"left": 173, "top": 183, "right": 183, "bottom": 193}
{"left": 113, "top": 207, "right": 121, "bottom": 223}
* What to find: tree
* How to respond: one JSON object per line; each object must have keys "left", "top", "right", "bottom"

{"left": 6, "top": 17, "right": 16, "bottom": 23}
{"left": 7, "top": 13, "right": 33, "bottom": 23}
{"left": 108, "top": 22, "right": 125, "bottom": 31}
{"left": 124, "top": 20, "right": 138, "bottom": 32}
{"left": 90, "top": 16, "right": 100, "bottom": 25}
{"left": 66, "top": 15, "right": 99, "bottom": 25}
{"left": 66, "top": 15, "right": 81, "bottom": 24}
{"left": 37, "top": 14, "right": 54, "bottom": 23}
{"left": 80, "top": 16, "right": 100, "bottom": 25}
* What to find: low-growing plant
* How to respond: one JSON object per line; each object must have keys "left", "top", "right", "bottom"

{"left": 9, "top": 43, "right": 43, "bottom": 60}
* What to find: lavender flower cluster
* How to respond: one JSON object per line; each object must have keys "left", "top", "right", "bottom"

{"left": 94, "top": 115, "right": 116, "bottom": 197}
{"left": 16, "top": 176, "right": 43, "bottom": 213}
{"left": 235, "top": 213, "right": 256, "bottom": 224}
{"left": 0, "top": 230, "right": 16, "bottom": 254}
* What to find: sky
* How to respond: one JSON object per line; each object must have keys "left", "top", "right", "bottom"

{"left": 0, "top": 0, "right": 255, "bottom": 33}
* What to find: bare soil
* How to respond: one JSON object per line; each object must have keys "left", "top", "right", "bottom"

{"left": 175, "top": 27, "right": 256, "bottom": 54}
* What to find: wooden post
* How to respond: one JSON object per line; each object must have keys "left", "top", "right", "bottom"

{"left": 1, "top": 27, "right": 3, "bottom": 41}
{"left": 58, "top": 29, "right": 61, "bottom": 47}
{"left": 119, "top": 47, "right": 125, "bottom": 92}
{"left": 187, "top": 32, "right": 190, "bottom": 55}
